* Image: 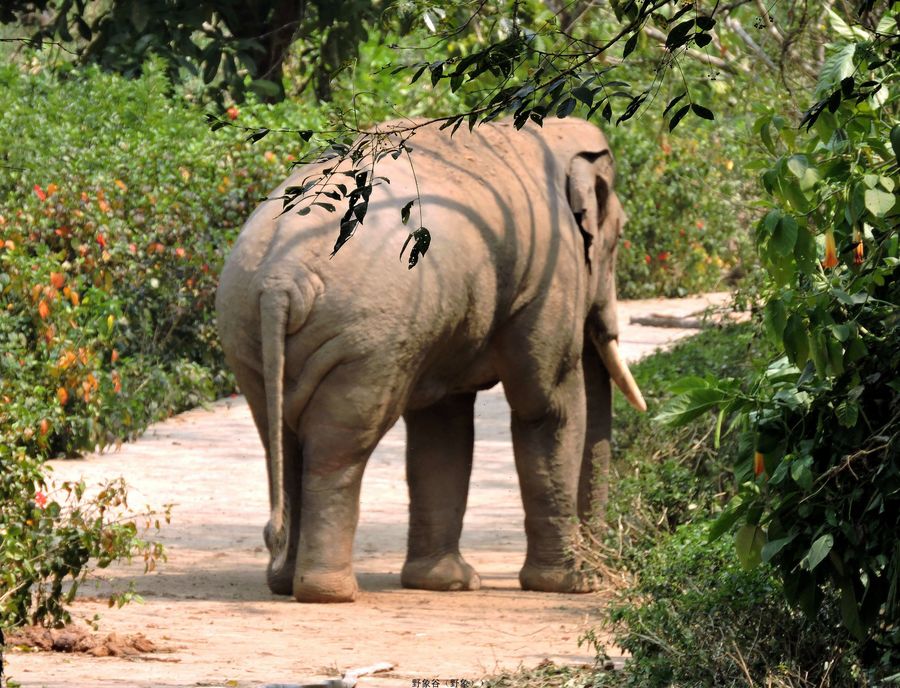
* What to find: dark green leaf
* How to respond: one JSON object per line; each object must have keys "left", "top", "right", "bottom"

{"left": 668, "top": 103, "right": 690, "bottom": 131}
{"left": 622, "top": 32, "right": 639, "bottom": 59}
{"left": 203, "top": 51, "right": 222, "bottom": 85}
{"left": 735, "top": 524, "right": 765, "bottom": 570}
{"left": 247, "top": 128, "right": 270, "bottom": 144}
{"left": 783, "top": 314, "right": 809, "bottom": 366}
{"left": 401, "top": 200, "right": 415, "bottom": 225}
{"left": 663, "top": 91, "right": 686, "bottom": 117}
{"left": 557, "top": 97, "right": 577, "bottom": 118}
{"left": 805, "top": 534, "right": 833, "bottom": 571}
{"left": 691, "top": 103, "right": 714, "bottom": 120}
{"left": 666, "top": 18, "right": 695, "bottom": 50}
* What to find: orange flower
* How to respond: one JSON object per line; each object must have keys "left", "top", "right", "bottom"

{"left": 46, "top": 183, "right": 58, "bottom": 196}
{"left": 853, "top": 228, "right": 864, "bottom": 265}
{"left": 822, "top": 229, "right": 839, "bottom": 269}
{"left": 50, "top": 271, "right": 65, "bottom": 289}
{"left": 174, "top": 247, "right": 186, "bottom": 258}
{"left": 111, "top": 349, "right": 119, "bottom": 363}
{"left": 57, "top": 387, "right": 69, "bottom": 405}
{"left": 112, "top": 370, "right": 122, "bottom": 393}
{"left": 38, "top": 299, "right": 50, "bottom": 320}
{"left": 226, "top": 106, "right": 239, "bottom": 120}
{"left": 114, "top": 179, "right": 127, "bottom": 191}
{"left": 754, "top": 451, "right": 766, "bottom": 477}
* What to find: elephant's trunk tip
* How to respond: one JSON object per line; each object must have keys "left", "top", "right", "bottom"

{"left": 597, "top": 338, "right": 647, "bottom": 413}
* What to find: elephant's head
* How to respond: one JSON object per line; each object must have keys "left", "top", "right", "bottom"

{"left": 553, "top": 121, "right": 646, "bottom": 413}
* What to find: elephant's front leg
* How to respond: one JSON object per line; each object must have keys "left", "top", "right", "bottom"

{"left": 510, "top": 364, "right": 597, "bottom": 593}
{"left": 401, "top": 392, "right": 481, "bottom": 591}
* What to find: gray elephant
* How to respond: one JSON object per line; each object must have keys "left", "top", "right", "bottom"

{"left": 215, "top": 117, "right": 646, "bottom": 603}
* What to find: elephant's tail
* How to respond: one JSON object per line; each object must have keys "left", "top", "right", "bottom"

{"left": 259, "top": 288, "right": 293, "bottom": 574}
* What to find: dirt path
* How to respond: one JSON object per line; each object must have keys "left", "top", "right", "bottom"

{"left": 6, "top": 294, "right": 733, "bottom": 688}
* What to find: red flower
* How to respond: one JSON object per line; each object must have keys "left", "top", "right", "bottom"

{"left": 226, "top": 106, "right": 240, "bottom": 120}
{"left": 34, "top": 491, "right": 47, "bottom": 508}
{"left": 96, "top": 233, "right": 107, "bottom": 248}
{"left": 657, "top": 251, "right": 670, "bottom": 262}
{"left": 754, "top": 451, "right": 766, "bottom": 477}
{"left": 33, "top": 184, "right": 47, "bottom": 202}
{"left": 822, "top": 230, "right": 839, "bottom": 269}
{"left": 644, "top": 254, "right": 651, "bottom": 265}
{"left": 623, "top": 240, "right": 632, "bottom": 249}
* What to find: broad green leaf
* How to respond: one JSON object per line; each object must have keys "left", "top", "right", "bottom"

{"left": 805, "top": 533, "right": 833, "bottom": 571}
{"left": 786, "top": 155, "right": 808, "bottom": 178}
{"left": 840, "top": 580, "right": 865, "bottom": 640}
{"left": 825, "top": 10, "right": 870, "bottom": 41}
{"left": 764, "top": 299, "right": 787, "bottom": 345}
{"left": 864, "top": 188, "right": 896, "bottom": 217}
{"left": 783, "top": 314, "right": 809, "bottom": 366}
{"left": 735, "top": 524, "right": 766, "bottom": 570}
{"left": 654, "top": 387, "right": 727, "bottom": 426}
{"left": 762, "top": 533, "right": 797, "bottom": 563}
{"left": 836, "top": 399, "right": 859, "bottom": 427}
{"left": 771, "top": 216, "right": 799, "bottom": 253}
{"left": 781, "top": 179, "right": 813, "bottom": 214}
{"left": 708, "top": 501, "right": 746, "bottom": 542}
{"left": 794, "top": 226, "right": 817, "bottom": 271}
{"left": 826, "top": 337, "right": 844, "bottom": 375}
{"left": 811, "top": 331, "right": 829, "bottom": 377}
{"left": 791, "top": 455, "right": 814, "bottom": 491}
{"left": 816, "top": 42, "right": 856, "bottom": 96}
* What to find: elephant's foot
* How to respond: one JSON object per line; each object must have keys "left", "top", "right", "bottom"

{"left": 293, "top": 567, "right": 358, "bottom": 603}
{"left": 401, "top": 552, "right": 481, "bottom": 591}
{"left": 264, "top": 523, "right": 296, "bottom": 596}
{"left": 519, "top": 562, "right": 598, "bottom": 594}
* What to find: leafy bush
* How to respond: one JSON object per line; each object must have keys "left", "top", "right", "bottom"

{"left": 603, "top": 324, "right": 763, "bottom": 557}
{"left": 610, "top": 121, "right": 755, "bottom": 299}
{"left": 0, "top": 58, "right": 319, "bottom": 457}
{"left": 599, "top": 522, "right": 862, "bottom": 687}
{"left": 0, "top": 58, "right": 318, "bottom": 630}
{"left": 0, "top": 449, "right": 167, "bottom": 629}
{"left": 661, "top": 12, "right": 900, "bottom": 680}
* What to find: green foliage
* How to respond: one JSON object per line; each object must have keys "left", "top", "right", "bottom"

{"left": 606, "top": 324, "right": 761, "bottom": 555}
{"left": 0, "top": 58, "right": 317, "bottom": 629}
{"left": 660, "top": 11, "right": 900, "bottom": 676}
{"left": 0, "top": 0, "right": 390, "bottom": 104}
{"left": 611, "top": 122, "right": 754, "bottom": 298}
{"left": 0, "top": 58, "right": 316, "bottom": 458}
{"left": 600, "top": 522, "right": 863, "bottom": 687}
{"left": 0, "top": 451, "right": 167, "bottom": 629}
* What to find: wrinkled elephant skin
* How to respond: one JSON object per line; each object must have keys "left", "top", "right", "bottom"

{"left": 215, "top": 118, "right": 645, "bottom": 603}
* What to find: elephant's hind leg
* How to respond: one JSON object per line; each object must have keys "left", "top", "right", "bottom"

{"left": 229, "top": 358, "right": 302, "bottom": 596}
{"left": 401, "top": 392, "right": 481, "bottom": 591}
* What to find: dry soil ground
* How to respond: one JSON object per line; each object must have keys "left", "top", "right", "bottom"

{"left": 6, "top": 294, "right": 734, "bottom": 688}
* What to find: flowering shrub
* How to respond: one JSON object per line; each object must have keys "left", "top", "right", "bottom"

{"left": 0, "top": 58, "right": 318, "bottom": 458}
{"left": 611, "top": 122, "right": 755, "bottom": 298}
{"left": 0, "top": 58, "right": 320, "bottom": 629}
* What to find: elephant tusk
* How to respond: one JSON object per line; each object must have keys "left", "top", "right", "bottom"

{"left": 597, "top": 338, "right": 647, "bottom": 412}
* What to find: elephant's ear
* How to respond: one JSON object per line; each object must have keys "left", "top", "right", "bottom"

{"left": 567, "top": 151, "right": 612, "bottom": 271}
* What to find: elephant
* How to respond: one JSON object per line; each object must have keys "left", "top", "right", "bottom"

{"left": 215, "top": 116, "right": 646, "bottom": 603}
